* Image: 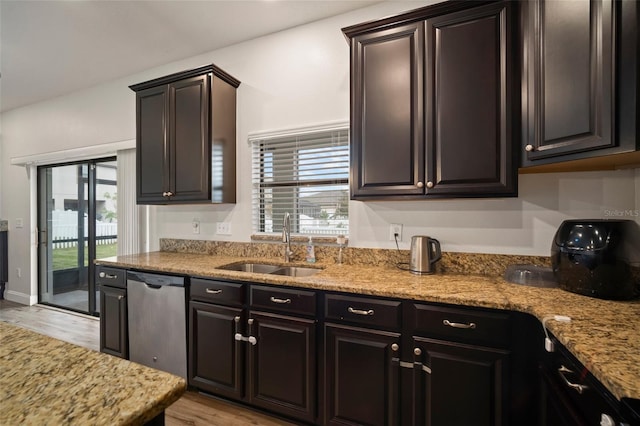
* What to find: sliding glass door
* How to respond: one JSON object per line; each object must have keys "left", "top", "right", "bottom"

{"left": 38, "top": 158, "right": 117, "bottom": 316}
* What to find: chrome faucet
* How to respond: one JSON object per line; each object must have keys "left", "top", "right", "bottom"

{"left": 282, "top": 212, "right": 293, "bottom": 262}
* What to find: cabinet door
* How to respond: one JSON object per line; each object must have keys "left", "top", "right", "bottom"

{"left": 350, "top": 22, "right": 425, "bottom": 198}
{"left": 414, "top": 337, "right": 509, "bottom": 426}
{"left": 425, "top": 1, "right": 516, "bottom": 196}
{"left": 189, "top": 301, "right": 244, "bottom": 400}
{"left": 99, "top": 286, "right": 128, "bottom": 359}
{"left": 136, "top": 85, "right": 169, "bottom": 203}
{"left": 522, "top": 0, "right": 614, "bottom": 163}
{"left": 324, "top": 323, "right": 401, "bottom": 426}
{"left": 168, "top": 74, "right": 211, "bottom": 202}
{"left": 248, "top": 311, "right": 317, "bottom": 424}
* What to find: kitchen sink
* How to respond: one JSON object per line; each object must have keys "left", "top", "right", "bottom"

{"left": 219, "top": 263, "right": 281, "bottom": 274}
{"left": 269, "top": 266, "right": 321, "bottom": 277}
{"left": 218, "top": 262, "right": 321, "bottom": 277}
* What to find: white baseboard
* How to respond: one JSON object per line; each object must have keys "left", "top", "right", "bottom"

{"left": 4, "top": 290, "right": 37, "bottom": 306}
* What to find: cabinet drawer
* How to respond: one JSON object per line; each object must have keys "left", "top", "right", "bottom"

{"left": 325, "top": 294, "right": 402, "bottom": 330}
{"left": 250, "top": 285, "right": 316, "bottom": 316}
{"left": 410, "top": 303, "right": 510, "bottom": 348}
{"left": 96, "top": 266, "right": 126, "bottom": 289}
{"left": 191, "top": 278, "right": 244, "bottom": 306}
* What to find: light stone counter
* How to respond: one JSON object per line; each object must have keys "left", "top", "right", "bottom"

{"left": 0, "top": 321, "right": 186, "bottom": 425}
{"left": 0, "top": 220, "right": 7, "bottom": 232}
{"left": 97, "top": 251, "right": 640, "bottom": 402}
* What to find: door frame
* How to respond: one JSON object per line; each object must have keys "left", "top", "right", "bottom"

{"left": 36, "top": 156, "right": 117, "bottom": 316}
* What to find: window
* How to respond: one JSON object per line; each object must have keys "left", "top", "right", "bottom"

{"left": 251, "top": 124, "right": 349, "bottom": 236}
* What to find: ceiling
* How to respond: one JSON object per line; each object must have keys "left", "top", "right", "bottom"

{"left": 0, "top": 0, "right": 381, "bottom": 113}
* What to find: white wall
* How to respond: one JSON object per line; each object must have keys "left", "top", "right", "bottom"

{"left": 1, "top": 0, "right": 639, "bottom": 304}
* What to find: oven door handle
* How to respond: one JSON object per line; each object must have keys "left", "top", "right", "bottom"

{"left": 558, "top": 365, "right": 589, "bottom": 394}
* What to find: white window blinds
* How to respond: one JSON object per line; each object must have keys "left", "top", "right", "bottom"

{"left": 250, "top": 124, "right": 349, "bottom": 236}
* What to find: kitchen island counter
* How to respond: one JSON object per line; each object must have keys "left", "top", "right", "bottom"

{"left": 97, "top": 251, "right": 640, "bottom": 403}
{"left": 0, "top": 321, "right": 186, "bottom": 425}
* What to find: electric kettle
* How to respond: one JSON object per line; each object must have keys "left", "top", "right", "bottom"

{"left": 410, "top": 236, "right": 442, "bottom": 274}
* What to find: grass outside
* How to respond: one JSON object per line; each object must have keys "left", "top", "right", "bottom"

{"left": 52, "top": 243, "right": 117, "bottom": 270}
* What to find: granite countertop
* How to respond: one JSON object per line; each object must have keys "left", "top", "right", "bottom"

{"left": 0, "top": 321, "right": 186, "bottom": 425}
{"left": 97, "top": 251, "right": 640, "bottom": 402}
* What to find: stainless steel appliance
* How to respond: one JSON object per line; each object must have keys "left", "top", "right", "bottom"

{"left": 551, "top": 219, "right": 640, "bottom": 300}
{"left": 410, "top": 235, "right": 441, "bottom": 274}
{"left": 127, "top": 271, "right": 187, "bottom": 379}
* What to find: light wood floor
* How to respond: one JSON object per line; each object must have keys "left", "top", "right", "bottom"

{"left": 0, "top": 300, "right": 295, "bottom": 426}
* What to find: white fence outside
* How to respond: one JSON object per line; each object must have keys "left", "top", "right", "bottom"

{"left": 51, "top": 210, "right": 117, "bottom": 249}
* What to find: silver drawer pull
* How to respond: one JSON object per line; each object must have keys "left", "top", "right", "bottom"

{"left": 558, "top": 365, "right": 588, "bottom": 394}
{"left": 99, "top": 272, "right": 118, "bottom": 279}
{"left": 270, "top": 296, "right": 291, "bottom": 304}
{"left": 443, "top": 319, "right": 476, "bottom": 329}
{"left": 348, "top": 307, "right": 374, "bottom": 316}
{"left": 205, "top": 288, "right": 223, "bottom": 294}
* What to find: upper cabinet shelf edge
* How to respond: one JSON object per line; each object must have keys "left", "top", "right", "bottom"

{"left": 129, "top": 63, "right": 241, "bottom": 92}
{"left": 341, "top": 0, "right": 498, "bottom": 40}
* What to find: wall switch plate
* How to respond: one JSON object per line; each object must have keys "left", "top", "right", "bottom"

{"left": 216, "top": 222, "right": 232, "bottom": 235}
{"left": 192, "top": 219, "right": 200, "bottom": 234}
{"left": 15, "top": 218, "right": 24, "bottom": 228}
{"left": 389, "top": 223, "right": 403, "bottom": 241}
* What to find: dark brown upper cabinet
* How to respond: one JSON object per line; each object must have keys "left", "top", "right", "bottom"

{"left": 130, "top": 64, "right": 240, "bottom": 204}
{"left": 521, "top": 0, "right": 639, "bottom": 168}
{"left": 344, "top": 1, "right": 517, "bottom": 200}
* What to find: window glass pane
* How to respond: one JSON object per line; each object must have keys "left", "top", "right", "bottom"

{"left": 251, "top": 126, "right": 349, "bottom": 236}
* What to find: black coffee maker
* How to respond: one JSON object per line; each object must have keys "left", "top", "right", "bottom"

{"left": 551, "top": 219, "right": 640, "bottom": 300}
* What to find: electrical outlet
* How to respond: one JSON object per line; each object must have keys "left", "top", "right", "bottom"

{"left": 389, "top": 223, "right": 403, "bottom": 241}
{"left": 192, "top": 219, "right": 200, "bottom": 234}
{"left": 15, "top": 218, "right": 23, "bottom": 228}
{"left": 16, "top": 268, "right": 21, "bottom": 278}
{"left": 216, "top": 222, "right": 232, "bottom": 235}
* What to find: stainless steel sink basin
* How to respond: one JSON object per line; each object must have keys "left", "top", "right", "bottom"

{"left": 218, "top": 262, "right": 321, "bottom": 277}
{"left": 219, "top": 263, "right": 281, "bottom": 274}
{"left": 269, "top": 266, "right": 321, "bottom": 277}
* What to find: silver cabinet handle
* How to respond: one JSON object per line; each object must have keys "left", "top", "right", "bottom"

{"left": 167, "top": 191, "right": 173, "bottom": 197}
{"left": 443, "top": 319, "right": 476, "bottom": 329}
{"left": 348, "top": 307, "right": 374, "bottom": 316}
{"left": 426, "top": 181, "right": 434, "bottom": 189}
{"left": 417, "top": 181, "right": 424, "bottom": 188}
{"left": 525, "top": 144, "right": 534, "bottom": 152}
{"left": 99, "top": 272, "right": 118, "bottom": 279}
{"left": 270, "top": 296, "right": 291, "bottom": 304}
{"left": 558, "top": 365, "right": 588, "bottom": 394}
{"left": 391, "top": 343, "right": 399, "bottom": 352}
{"left": 205, "top": 288, "right": 222, "bottom": 294}
{"left": 117, "top": 295, "right": 124, "bottom": 301}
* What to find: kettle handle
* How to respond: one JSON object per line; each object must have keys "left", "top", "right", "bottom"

{"left": 428, "top": 238, "right": 442, "bottom": 264}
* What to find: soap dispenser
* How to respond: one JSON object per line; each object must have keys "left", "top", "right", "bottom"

{"left": 305, "top": 237, "right": 316, "bottom": 263}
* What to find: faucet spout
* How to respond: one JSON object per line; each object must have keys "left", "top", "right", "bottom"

{"left": 282, "top": 212, "right": 292, "bottom": 262}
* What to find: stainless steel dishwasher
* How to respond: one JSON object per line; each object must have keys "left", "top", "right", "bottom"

{"left": 127, "top": 271, "right": 187, "bottom": 379}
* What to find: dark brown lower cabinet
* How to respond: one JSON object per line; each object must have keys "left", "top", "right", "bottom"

{"left": 324, "top": 323, "right": 401, "bottom": 426}
{"left": 413, "top": 337, "right": 510, "bottom": 426}
{"left": 189, "top": 301, "right": 244, "bottom": 400}
{"left": 99, "top": 285, "right": 128, "bottom": 358}
{"left": 248, "top": 311, "right": 317, "bottom": 424}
